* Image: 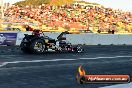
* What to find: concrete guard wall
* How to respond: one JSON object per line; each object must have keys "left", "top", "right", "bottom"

{"left": 15, "top": 32, "right": 132, "bottom": 45}
{"left": 66, "top": 34, "right": 132, "bottom": 45}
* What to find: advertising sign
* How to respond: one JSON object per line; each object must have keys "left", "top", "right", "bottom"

{"left": 0, "top": 32, "right": 17, "bottom": 46}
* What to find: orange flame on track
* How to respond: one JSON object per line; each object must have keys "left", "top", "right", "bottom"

{"left": 78, "top": 66, "right": 86, "bottom": 76}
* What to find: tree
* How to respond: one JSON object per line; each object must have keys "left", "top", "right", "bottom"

{"left": 14, "top": 0, "right": 74, "bottom": 6}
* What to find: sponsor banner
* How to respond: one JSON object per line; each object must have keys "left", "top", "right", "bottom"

{"left": 0, "top": 33, "right": 17, "bottom": 46}
{"left": 76, "top": 66, "right": 130, "bottom": 84}
{"left": 82, "top": 75, "right": 130, "bottom": 83}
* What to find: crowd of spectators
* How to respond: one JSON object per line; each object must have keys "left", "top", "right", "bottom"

{"left": 2, "top": 2, "right": 132, "bottom": 33}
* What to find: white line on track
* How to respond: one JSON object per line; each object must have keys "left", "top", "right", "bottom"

{"left": 0, "top": 55, "right": 131, "bottom": 67}
{"left": 100, "top": 82, "right": 132, "bottom": 88}
{"left": 79, "top": 55, "right": 132, "bottom": 60}
{"left": 0, "top": 59, "right": 76, "bottom": 67}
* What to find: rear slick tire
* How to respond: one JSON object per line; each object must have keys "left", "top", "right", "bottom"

{"left": 20, "top": 42, "right": 32, "bottom": 54}
{"left": 30, "top": 39, "right": 45, "bottom": 54}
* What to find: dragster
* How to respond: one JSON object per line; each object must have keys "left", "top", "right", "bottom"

{"left": 20, "top": 30, "right": 83, "bottom": 54}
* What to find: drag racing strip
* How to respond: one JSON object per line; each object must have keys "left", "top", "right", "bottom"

{"left": 0, "top": 46, "right": 132, "bottom": 88}
{"left": 0, "top": 55, "right": 132, "bottom": 68}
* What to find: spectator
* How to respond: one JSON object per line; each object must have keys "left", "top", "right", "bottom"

{"left": 111, "top": 29, "right": 115, "bottom": 34}
{"left": 97, "top": 29, "right": 101, "bottom": 33}
{"left": 2, "top": 2, "right": 132, "bottom": 33}
{"left": 108, "top": 29, "right": 111, "bottom": 34}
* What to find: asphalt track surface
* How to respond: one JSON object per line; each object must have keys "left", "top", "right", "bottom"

{"left": 0, "top": 45, "right": 132, "bottom": 88}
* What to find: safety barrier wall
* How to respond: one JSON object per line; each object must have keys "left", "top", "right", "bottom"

{"left": 1, "top": 31, "right": 132, "bottom": 46}
{"left": 16, "top": 31, "right": 32, "bottom": 45}
{"left": 66, "top": 34, "right": 132, "bottom": 45}
{"left": 15, "top": 32, "right": 132, "bottom": 45}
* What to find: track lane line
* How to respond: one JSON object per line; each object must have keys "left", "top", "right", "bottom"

{"left": 0, "top": 55, "right": 131, "bottom": 67}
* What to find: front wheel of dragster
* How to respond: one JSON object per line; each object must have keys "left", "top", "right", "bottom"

{"left": 30, "top": 39, "right": 45, "bottom": 54}
{"left": 75, "top": 45, "right": 83, "bottom": 53}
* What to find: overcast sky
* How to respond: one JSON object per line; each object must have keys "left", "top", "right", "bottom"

{"left": 85, "top": 0, "right": 132, "bottom": 12}
{"left": 1, "top": 0, "right": 132, "bottom": 12}
{"left": 3, "top": 0, "right": 24, "bottom": 4}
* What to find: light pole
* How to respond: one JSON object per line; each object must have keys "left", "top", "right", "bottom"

{"left": 1, "top": 0, "right": 4, "bottom": 19}
{"left": 0, "top": 0, "right": 4, "bottom": 29}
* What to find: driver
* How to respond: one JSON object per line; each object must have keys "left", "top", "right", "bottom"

{"left": 32, "top": 29, "right": 41, "bottom": 36}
